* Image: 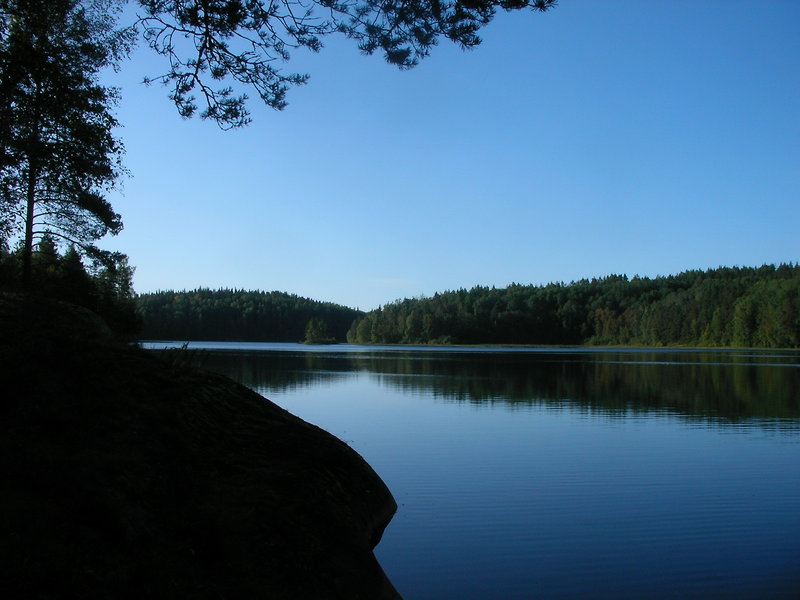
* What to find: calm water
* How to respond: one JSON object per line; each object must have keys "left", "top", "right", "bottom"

{"left": 144, "top": 342, "right": 800, "bottom": 599}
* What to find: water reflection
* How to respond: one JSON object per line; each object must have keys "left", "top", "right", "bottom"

{"left": 145, "top": 345, "right": 800, "bottom": 599}
{"left": 188, "top": 349, "right": 800, "bottom": 426}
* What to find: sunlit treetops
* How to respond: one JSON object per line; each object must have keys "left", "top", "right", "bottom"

{"left": 347, "top": 264, "right": 800, "bottom": 348}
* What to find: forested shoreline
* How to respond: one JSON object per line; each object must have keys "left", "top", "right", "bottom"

{"left": 347, "top": 265, "right": 800, "bottom": 348}
{"left": 137, "top": 265, "right": 800, "bottom": 348}
{"left": 137, "top": 289, "right": 364, "bottom": 342}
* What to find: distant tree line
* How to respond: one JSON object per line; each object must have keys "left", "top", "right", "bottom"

{"left": 0, "top": 234, "right": 141, "bottom": 336}
{"left": 137, "top": 289, "right": 364, "bottom": 342}
{"left": 346, "top": 265, "right": 800, "bottom": 348}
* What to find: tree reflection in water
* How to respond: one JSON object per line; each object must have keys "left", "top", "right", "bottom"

{"left": 190, "top": 348, "right": 800, "bottom": 427}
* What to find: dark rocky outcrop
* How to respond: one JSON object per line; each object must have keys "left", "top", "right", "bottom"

{"left": 0, "top": 294, "right": 400, "bottom": 599}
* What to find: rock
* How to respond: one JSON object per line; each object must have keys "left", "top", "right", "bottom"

{"left": 0, "top": 294, "right": 400, "bottom": 599}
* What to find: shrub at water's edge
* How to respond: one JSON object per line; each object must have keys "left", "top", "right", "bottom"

{"left": 0, "top": 294, "right": 400, "bottom": 599}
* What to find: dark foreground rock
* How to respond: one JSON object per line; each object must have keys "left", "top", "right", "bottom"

{"left": 0, "top": 294, "right": 400, "bottom": 599}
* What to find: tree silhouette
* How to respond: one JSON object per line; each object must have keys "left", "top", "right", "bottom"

{"left": 0, "top": 0, "right": 131, "bottom": 284}
{"left": 134, "top": 0, "right": 557, "bottom": 128}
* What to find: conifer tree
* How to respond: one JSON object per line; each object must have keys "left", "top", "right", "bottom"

{"left": 133, "top": 0, "right": 558, "bottom": 129}
{"left": 0, "top": 0, "right": 130, "bottom": 284}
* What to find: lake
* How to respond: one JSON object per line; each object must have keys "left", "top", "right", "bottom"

{"left": 143, "top": 342, "right": 800, "bottom": 599}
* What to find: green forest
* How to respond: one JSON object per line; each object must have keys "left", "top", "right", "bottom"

{"left": 135, "top": 265, "right": 800, "bottom": 348}
{"left": 347, "top": 264, "right": 800, "bottom": 348}
{"left": 137, "top": 289, "right": 364, "bottom": 343}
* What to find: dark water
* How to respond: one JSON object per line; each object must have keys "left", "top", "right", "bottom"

{"left": 145, "top": 343, "right": 800, "bottom": 599}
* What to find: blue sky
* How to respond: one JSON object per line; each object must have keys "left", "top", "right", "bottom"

{"left": 102, "top": 1, "right": 800, "bottom": 310}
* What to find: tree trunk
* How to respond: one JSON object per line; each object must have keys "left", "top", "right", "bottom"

{"left": 22, "top": 162, "right": 37, "bottom": 287}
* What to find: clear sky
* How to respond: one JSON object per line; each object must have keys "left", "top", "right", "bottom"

{"left": 102, "top": 0, "right": 800, "bottom": 311}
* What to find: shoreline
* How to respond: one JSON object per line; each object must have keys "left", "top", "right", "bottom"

{"left": 1, "top": 294, "right": 401, "bottom": 599}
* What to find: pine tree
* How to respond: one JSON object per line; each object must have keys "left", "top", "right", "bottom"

{"left": 0, "top": 0, "right": 129, "bottom": 284}
{"left": 132, "top": 0, "right": 557, "bottom": 128}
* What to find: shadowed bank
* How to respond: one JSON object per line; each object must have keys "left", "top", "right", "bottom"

{"left": 0, "top": 294, "right": 400, "bottom": 599}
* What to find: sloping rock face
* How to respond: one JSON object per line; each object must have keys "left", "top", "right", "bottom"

{"left": 0, "top": 294, "right": 400, "bottom": 599}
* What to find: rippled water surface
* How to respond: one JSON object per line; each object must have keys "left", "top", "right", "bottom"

{"left": 144, "top": 343, "right": 800, "bottom": 599}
